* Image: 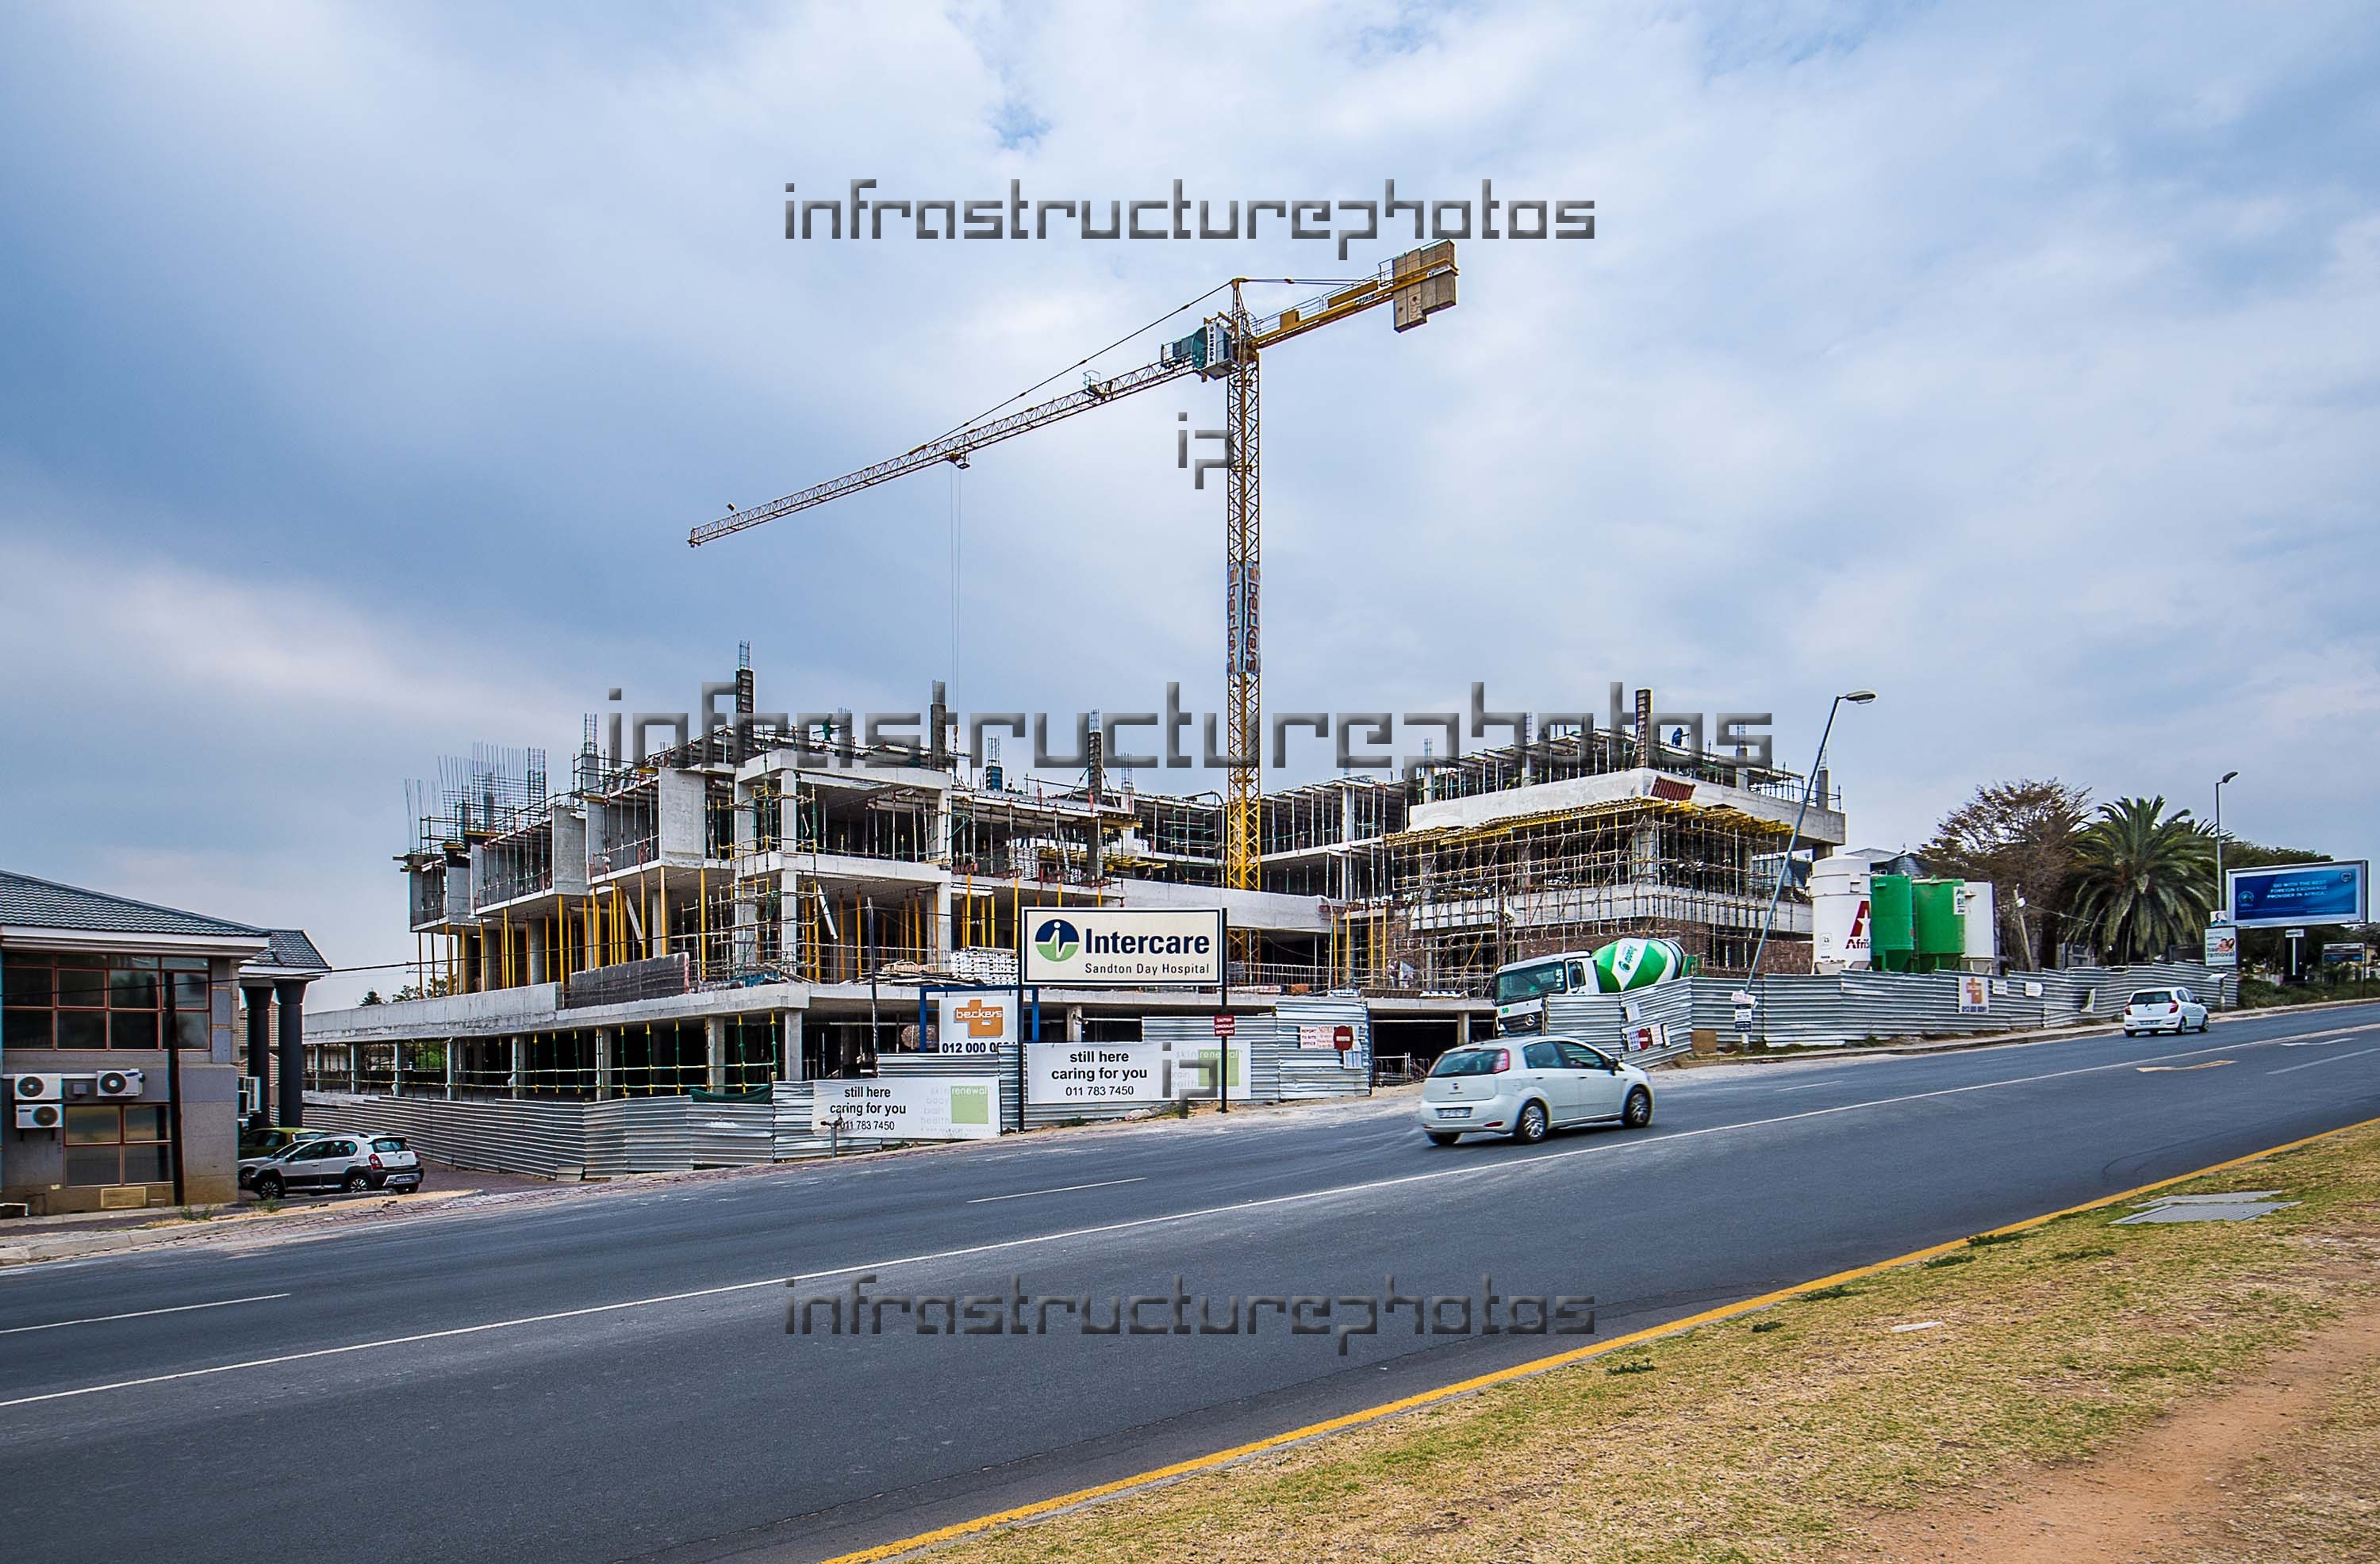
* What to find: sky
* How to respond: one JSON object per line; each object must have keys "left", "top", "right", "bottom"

{"left": 2, "top": 1, "right": 2375, "bottom": 1006}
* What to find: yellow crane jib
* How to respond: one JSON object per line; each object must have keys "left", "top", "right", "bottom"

{"left": 681, "top": 241, "right": 1459, "bottom": 907}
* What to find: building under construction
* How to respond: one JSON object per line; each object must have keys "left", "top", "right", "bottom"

{"left": 313, "top": 657, "right": 1844, "bottom": 1098}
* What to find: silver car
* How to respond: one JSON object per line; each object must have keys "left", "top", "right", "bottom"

{"left": 241, "top": 1133, "right": 423, "bottom": 1198}
{"left": 1418, "top": 1036, "right": 1656, "bottom": 1145}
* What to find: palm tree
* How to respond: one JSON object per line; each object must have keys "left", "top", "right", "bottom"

{"left": 2067, "top": 795, "right": 2214, "bottom": 963}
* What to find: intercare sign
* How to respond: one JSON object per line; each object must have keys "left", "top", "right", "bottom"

{"left": 1019, "top": 907, "right": 1225, "bottom": 987}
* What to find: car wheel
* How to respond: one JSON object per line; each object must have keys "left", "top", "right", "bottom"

{"left": 341, "top": 1169, "right": 371, "bottom": 1193}
{"left": 1426, "top": 1131, "right": 1461, "bottom": 1147}
{"left": 1514, "top": 1101, "right": 1550, "bottom": 1144}
{"left": 255, "top": 1173, "right": 283, "bottom": 1200}
{"left": 1622, "top": 1087, "right": 1653, "bottom": 1129}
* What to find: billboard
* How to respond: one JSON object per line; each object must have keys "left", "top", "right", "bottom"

{"left": 934, "top": 992, "right": 1015, "bottom": 1055}
{"left": 1027, "top": 1041, "right": 1166, "bottom": 1105}
{"left": 1019, "top": 907, "right": 1225, "bottom": 987}
{"left": 2204, "top": 920, "right": 2238, "bottom": 968}
{"left": 815, "top": 1078, "right": 1000, "bottom": 1140}
{"left": 2227, "top": 861, "right": 2368, "bottom": 930}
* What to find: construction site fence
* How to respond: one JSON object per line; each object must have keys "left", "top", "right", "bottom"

{"left": 301, "top": 998, "right": 1374, "bottom": 1175}
{"left": 1525, "top": 962, "right": 2240, "bottom": 1064}
{"left": 1708, "top": 962, "right": 2238, "bottom": 1048}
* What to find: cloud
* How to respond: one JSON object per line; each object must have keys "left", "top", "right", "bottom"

{"left": 2, "top": 0, "right": 2376, "bottom": 983}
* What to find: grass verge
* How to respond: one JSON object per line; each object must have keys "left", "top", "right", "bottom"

{"left": 905, "top": 1121, "right": 2380, "bottom": 1564}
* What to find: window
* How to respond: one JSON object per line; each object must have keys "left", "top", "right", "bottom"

{"left": 1429, "top": 1048, "right": 1510, "bottom": 1078}
{"left": 1522, "top": 1041, "right": 1564, "bottom": 1070}
{"left": 2129, "top": 990, "right": 2174, "bottom": 1006}
{"left": 1557, "top": 1042, "right": 1611, "bottom": 1071}
{"left": 372, "top": 1138, "right": 408, "bottom": 1154}
{"left": 63, "top": 1105, "right": 171, "bottom": 1186}
{"left": 1492, "top": 961, "right": 1569, "bottom": 1005}
{"left": 0, "top": 951, "right": 212, "bottom": 1049}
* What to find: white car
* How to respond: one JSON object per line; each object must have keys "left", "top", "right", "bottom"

{"left": 2122, "top": 986, "right": 2209, "bottom": 1037}
{"left": 1418, "top": 1036, "right": 1655, "bottom": 1145}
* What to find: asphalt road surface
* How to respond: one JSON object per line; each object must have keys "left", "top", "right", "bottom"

{"left": 6, "top": 1003, "right": 2379, "bottom": 1563}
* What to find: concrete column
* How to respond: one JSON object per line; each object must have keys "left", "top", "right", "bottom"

{"left": 705, "top": 1014, "right": 727, "bottom": 1093}
{"left": 509, "top": 1036, "right": 526, "bottom": 1099}
{"left": 240, "top": 983, "right": 273, "bottom": 1125}
{"left": 1065, "top": 1005, "right": 1084, "bottom": 1042}
{"left": 443, "top": 1036, "right": 457, "bottom": 1100}
{"left": 784, "top": 1010, "right": 805, "bottom": 1082}
{"left": 272, "top": 979, "right": 307, "bottom": 1127}
{"left": 594, "top": 1027, "right": 613, "bottom": 1100}
{"left": 527, "top": 918, "right": 547, "bottom": 984}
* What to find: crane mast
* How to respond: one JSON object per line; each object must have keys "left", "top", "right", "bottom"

{"left": 689, "top": 241, "right": 1458, "bottom": 911}
{"left": 1223, "top": 281, "right": 1261, "bottom": 895}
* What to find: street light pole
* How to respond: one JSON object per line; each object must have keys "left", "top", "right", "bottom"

{"left": 2213, "top": 770, "right": 2238, "bottom": 917}
{"left": 1749, "top": 690, "right": 1876, "bottom": 983}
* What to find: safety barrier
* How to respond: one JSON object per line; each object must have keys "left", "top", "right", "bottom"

{"left": 1687, "top": 963, "right": 2236, "bottom": 1048}
{"left": 302, "top": 996, "right": 1376, "bottom": 1171}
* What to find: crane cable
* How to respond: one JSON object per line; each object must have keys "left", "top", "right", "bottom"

{"left": 920, "top": 276, "right": 1369, "bottom": 448}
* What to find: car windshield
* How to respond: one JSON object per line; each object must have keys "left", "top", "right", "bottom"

{"left": 1430, "top": 1048, "right": 1507, "bottom": 1078}
{"left": 1493, "top": 961, "right": 1568, "bottom": 1005}
{"left": 2129, "top": 990, "right": 2175, "bottom": 1006}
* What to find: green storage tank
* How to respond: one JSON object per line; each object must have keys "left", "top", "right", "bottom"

{"left": 1913, "top": 879, "right": 1967, "bottom": 971}
{"left": 1870, "top": 873, "right": 1916, "bottom": 972}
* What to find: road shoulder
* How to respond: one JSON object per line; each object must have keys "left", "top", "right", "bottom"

{"left": 845, "top": 1117, "right": 2380, "bottom": 1564}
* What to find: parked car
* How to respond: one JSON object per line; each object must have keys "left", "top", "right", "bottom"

{"left": 2122, "top": 987, "right": 2209, "bottom": 1037}
{"left": 241, "top": 1134, "right": 423, "bottom": 1198}
{"left": 1418, "top": 1036, "right": 1655, "bottom": 1145}
{"left": 238, "top": 1125, "right": 315, "bottom": 1160}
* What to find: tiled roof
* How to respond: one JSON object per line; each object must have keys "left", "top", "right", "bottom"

{"left": 251, "top": 929, "right": 332, "bottom": 974}
{"left": 0, "top": 868, "right": 267, "bottom": 940}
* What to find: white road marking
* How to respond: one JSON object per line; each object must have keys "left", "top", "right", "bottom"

{"left": 1775, "top": 1083, "right": 1838, "bottom": 1092}
{"left": 4, "top": 1021, "right": 2367, "bottom": 1413}
{"left": 965, "top": 1177, "right": 1147, "bottom": 1205}
{"left": 2270, "top": 1047, "right": 2380, "bottom": 1075}
{"left": 0, "top": 1294, "right": 291, "bottom": 1336}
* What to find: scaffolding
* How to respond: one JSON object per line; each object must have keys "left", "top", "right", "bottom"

{"left": 397, "top": 678, "right": 1833, "bottom": 1004}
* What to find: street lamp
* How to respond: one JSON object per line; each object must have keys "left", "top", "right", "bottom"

{"left": 1749, "top": 690, "right": 1876, "bottom": 983}
{"left": 2213, "top": 770, "right": 2239, "bottom": 919}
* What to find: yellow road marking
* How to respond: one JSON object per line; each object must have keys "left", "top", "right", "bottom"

{"left": 814, "top": 1111, "right": 2380, "bottom": 1564}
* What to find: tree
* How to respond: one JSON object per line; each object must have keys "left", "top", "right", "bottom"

{"left": 2067, "top": 795, "right": 2215, "bottom": 963}
{"left": 1921, "top": 779, "right": 2090, "bottom": 969}
{"left": 359, "top": 989, "right": 384, "bottom": 1006}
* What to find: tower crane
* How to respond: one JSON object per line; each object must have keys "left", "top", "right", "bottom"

{"left": 688, "top": 240, "right": 1458, "bottom": 904}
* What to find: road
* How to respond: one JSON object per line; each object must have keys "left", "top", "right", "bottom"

{"left": 6, "top": 1003, "right": 2379, "bottom": 1563}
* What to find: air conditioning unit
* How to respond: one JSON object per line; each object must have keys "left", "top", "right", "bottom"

{"left": 9, "top": 1073, "right": 69, "bottom": 1102}
{"left": 95, "top": 1068, "right": 145, "bottom": 1098}
{"left": 14, "top": 1102, "right": 63, "bottom": 1132}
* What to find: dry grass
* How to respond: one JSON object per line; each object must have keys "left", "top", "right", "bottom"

{"left": 911, "top": 1125, "right": 2380, "bottom": 1564}
{"left": 2184, "top": 1355, "right": 2380, "bottom": 1562}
